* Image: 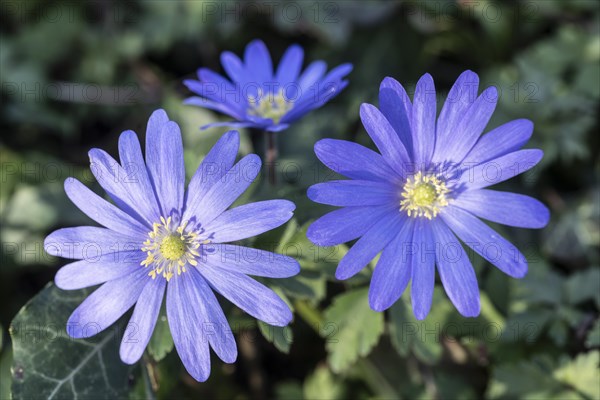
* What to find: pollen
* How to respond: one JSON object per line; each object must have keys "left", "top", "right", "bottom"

{"left": 247, "top": 88, "right": 294, "bottom": 124}
{"left": 141, "top": 216, "right": 206, "bottom": 282}
{"left": 400, "top": 171, "right": 450, "bottom": 219}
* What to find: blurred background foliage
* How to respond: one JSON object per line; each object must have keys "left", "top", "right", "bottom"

{"left": 1, "top": 0, "right": 599, "bottom": 399}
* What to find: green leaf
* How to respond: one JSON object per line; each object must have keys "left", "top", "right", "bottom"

{"left": 585, "top": 319, "right": 600, "bottom": 348}
{"left": 554, "top": 351, "right": 600, "bottom": 400}
{"left": 146, "top": 306, "right": 173, "bottom": 362}
{"left": 257, "top": 321, "right": 293, "bottom": 354}
{"left": 564, "top": 267, "right": 600, "bottom": 306}
{"left": 323, "top": 288, "right": 384, "bottom": 373}
{"left": 303, "top": 365, "right": 346, "bottom": 400}
{"left": 10, "top": 284, "right": 132, "bottom": 399}
{"left": 1, "top": 346, "right": 13, "bottom": 400}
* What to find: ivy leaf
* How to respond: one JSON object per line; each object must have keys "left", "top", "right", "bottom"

{"left": 146, "top": 306, "right": 173, "bottom": 362}
{"left": 10, "top": 284, "right": 132, "bottom": 399}
{"left": 322, "top": 288, "right": 384, "bottom": 373}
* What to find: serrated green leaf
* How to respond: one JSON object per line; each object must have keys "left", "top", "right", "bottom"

{"left": 10, "top": 284, "right": 132, "bottom": 399}
{"left": 323, "top": 288, "right": 384, "bottom": 373}
{"left": 554, "top": 351, "right": 600, "bottom": 399}
{"left": 304, "top": 365, "right": 346, "bottom": 400}
{"left": 564, "top": 267, "right": 600, "bottom": 306}
{"left": 146, "top": 306, "right": 173, "bottom": 362}
{"left": 257, "top": 321, "right": 293, "bottom": 354}
{"left": 586, "top": 319, "right": 600, "bottom": 348}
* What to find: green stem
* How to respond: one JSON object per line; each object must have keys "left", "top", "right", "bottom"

{"left": 265, "top": 131, "right": 277, "bottom": 185}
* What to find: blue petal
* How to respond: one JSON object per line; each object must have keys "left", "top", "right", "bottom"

{"left": 298, "top": 60, "right": 327, "bottom": 92}
{"left": 431, "top": 220, "right": 480, "bottom": 317}
{"left": 118, "top": 130, "right": 162, "bottom": 223}
{"left": 66, "top": 269, "right": 147, "bottom": 338}
{"left": 183, "top": 154, "right": 261, "bottom": 227}
{"left": 410, "top": 219, "right": 436, "bottom": 320}
{"left": 438, "top": 86, "right": 498, "bottom": 163}
{"left": 55, "top": 250, "right": 144, "bottom": 290}
{"left": 265, "top": 123, "right": 290, "bottom": 132}
{"left": 368, "top": 218, "right": 415, "bottom": 311}
{"left": 184, "top": 96, "right": 246, "bottom": 120}
{"left": 202, "top": 244, "right": 300, "bottom": 278}
{"left": 199, "top": 266, "right": 292, "bottom": 326}
{"left": 64, "top": 178, "right": 147, "bottom": 237}
{"left": 185, "top": 130, "right": 240, "bottom": 215}
{"left": 244, "top": 39, "right": 273, "bottom": 83}
{"left": 220, "top": 51, "right": 246, "bottom": 84}
{"left": 307, "top": 180, "right": 397, "bottom": 207}
{"left": 307, "top": 205, "right": 394, "bottom": 246}
{"left": 120, "top": 277, "right": 166, "bottom": 364}
{"left": 45, "top": 227, "right": 141, "bottom": 259}
{"left": 458, "top": 149, "right": 543, "bottom": 190}
{"left": 432, "top": 70, "right": 479, "bottom": 164}
{"left": 360, "top": 103, "right": 411, "bottom": 177}
{"left": 411, "top": 73, "right": 437, "bottom": 166}
{"left": 200, "top": 120, "right": 259, "bottom": 130}
{"left": 276, "top": 44, "right": 304, "bottom": 84}
{"left": 379, "top": 77, "right": 413, "bottom": 152}
{"left": 166, "top": 274, "right": 211, "bottom": 382}
{"left": 463, "top": 119, "right": 534, "bottom": 165}
{"left": 314, "top": 139, "right": 398, "bottom": 183}
{"left": 453, "top": 189, "right": 549, "bottom": 228}
{"left": 204, "top": 200, "right": 295, "bottom": 243}
{"left": 146, "top": 119, "right": 185, "bottom": 217}
{"left": 440, "top": 206, "right": 528, "bottom": 278}
{"left": 335, "top": 212, "right": 405, "bottom": 280}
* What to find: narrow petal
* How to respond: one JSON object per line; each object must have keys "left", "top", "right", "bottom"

{"left": 411, "top": 73, "right": 436, "bottom": 166}
{"left": 307, "top": 180, "right": 398, "bottom": 207}
{"left": 276, "top": 44, "right": 304, "bottom": 84}
{"left": 145, "top": 120, "right": 185, "bottom": 217}
{"left": 410, "top": 219, "right": 436, "bottom": 320}
{"left": 55, "top": 250, "right": 144, "bottom": 290}
{"left": 184, "top": 96, "right": 245, "bottom": 119}
{"left": 440, "top": 206, "right": 528, "bottom": 278}
{"left": 336, "top": 212, "right": 405, "bottom": 280}
{"left": 453, "top": 189, "right": 549, "bottom": 228}
{"left": 298, "top": 60, "right": 327, "bottom": 92}
{"left": 199, "top": 266, "right": 292, "bottom": 326}
{"left": 369, "top": 218, "right": 415, "bottom": 311}
{"left": 431, "top": 220, "right": 480, "bottom": 317}
{"left": 314, "top": 139, "right": 398, "bottom": 183}
{"left": 379, "top": 77, "right": 413, "bottom": 152}
{"left": 432, "top": 70, "right": 479, "bottom": 163}
{"left": 185, "top": 131, "right": 240, "bottom": 215}
{"left": 360, "top": 103, "right": 412, "bottom": 177}
{"left": 244, "top": 40, "right": 273, "bottom": 82}
{"left": 44, "top": 227, "right": 141, "bottom": 259}
{"left": 120, "top": 277, "right": 166, "bottom": 364}
{"left": 184, "top": 154, "right": 261, "bottom": 227}
{"left": 202, "top": 244, "right": 300, "bottom": 278}
{"left": 462, "top": 119, "right": 534, "bottom": 165}
{"left": 307, "top": 205, "right": 393, "bottom": 246}
{"left": 64, "top": 178, "right": 147, "bottom": 237}
{"left": 204, "top": 200, "right": 295, "bottom": 243}
{"left": 167, "top": 275, "right": 211, "bottom": 382}
{"left": 458, "top": 149, "right": 543, "bottom": 190}
{"left": 118, "top": 130, "right": 161, "bottom": 223}
{"left": 66, "top": 269, "right": 147, "bottom": 338}
{"left": 220, "top": 51, "right": 246, "bottom": 84}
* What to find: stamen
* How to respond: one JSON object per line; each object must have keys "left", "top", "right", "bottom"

{"left": 248, "top": 88, "right": 294, "bottom": 124}
{"left": 400, "top": 171, "right": 450, "bottom": 219}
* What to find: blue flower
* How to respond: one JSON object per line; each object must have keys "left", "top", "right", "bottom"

{"left": 307, "top": 71, "right": 550, "bottom": 319}
{"left": 44, "top": 109, "right": 300, "bottom": 381}
{"left": 183, "top": 39, "right": 352, "bottom": 132}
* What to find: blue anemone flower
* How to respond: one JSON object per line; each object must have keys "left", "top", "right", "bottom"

{"left": 44, "top": 109, "right": 300, "bottom": 381}
{"left": 183, "top": 39, "right": 352, "bottom": 132}
{"left": 307, "top": 71, "right": 550, "bottom": 319}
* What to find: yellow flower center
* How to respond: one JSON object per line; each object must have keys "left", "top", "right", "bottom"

{"left": 141, "top": 216, "right": 205, "bottom": 281}
{"left": 400, "top": 172, "right": 449, "bottom": 219}
{"left": 248, "top": 88, "right": 294, "bottom": 124}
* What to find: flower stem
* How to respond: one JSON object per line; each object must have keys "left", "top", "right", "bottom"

{"left": 265, "top": 131, "right": 277, "bottom": 185}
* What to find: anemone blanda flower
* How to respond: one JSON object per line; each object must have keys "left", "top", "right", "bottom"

{"left": 183, "top": 39, "right": 352, "bottom": 132}
{"left": 44, "top": 109, "right": 300, "bottom": 381}
{"left": 307, "top": 71, "right": 550, "bottom": 319}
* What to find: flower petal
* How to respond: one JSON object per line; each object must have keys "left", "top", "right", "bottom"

{"left": 202, "top": 244, "right": 300, "bottom": 278}
{"left": 368, "top": 218, "right": 415, "bottom": 311}
{"left": 307, "top": 205, "right": 393, "bottom": 246}
{"left": 44, "top": 227, "right": 141, "bottom": 259}
{"left": 298, "top": 60, "right": 327, "bottom": 92}
{"left": 440, "top": 205, "right": 528, "bottom": 278}
{"left": 120, "top": 277, "right": 166, "bottom": 364}
{"left": 204, "top": 200, "right": 295, "bottom": 243}
{"left": 220, "top": 51, "right": 246, "bottom": 84}
{"left": 66, "top": 269, "right": 147, "bottom": 339}
{"left": 314, "top": 139, "right": 398, "bottom": 183}
{"left": 307, "top": 180, "right": 397, "bottom": 207}
{"left": 410, "top": 219, "right": 436, "bottom": 320}
{"left": 462, "top": 119, "right": 534, "bottom": 165}
{"left": 431, "top": 220, "right": 480, "bottom": 317}
{"left": 379, "top": 77, "right": 413, "bottom": 152}
{"left": 55, "top": 250, "right": 144, "bottom": 290}
{"left": 453, "top": 189, "right": 549, "bottom": 228}
{"left": 146, "top": 119, "right": 185, "bottom": 217}
{"left": 411, "top": 73, "right": 436, "bottom": 166}
{"left": 276, "top": 44, "right": 304, "bottom": 84}
{"left": 244, "top": 39, "right": 273, "bottom": 83}
{"left": 64, "top": 178, "right": 147, "bottom": 237}
{"left": 360, "top": 103, "right": 411, "bottom": 177}
{"left": 198, "top": 266, "right": 292, "bottom": 326}
{"left": 336, "top": 212, "right": 405, "bottom": 280}
{"left": 184, "top": 96, "right": 245, "bottom": 120}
